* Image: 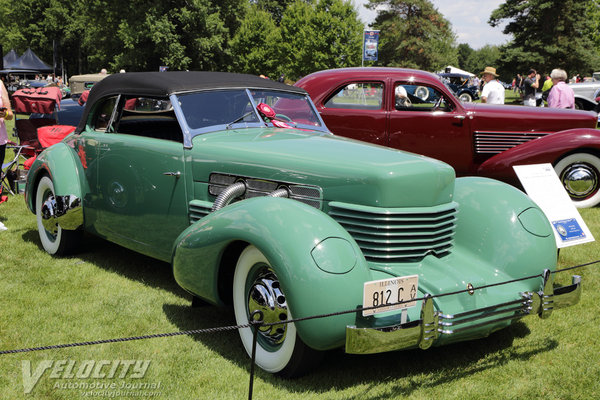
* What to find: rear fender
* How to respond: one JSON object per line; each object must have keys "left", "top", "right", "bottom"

{"left": 25, "top": 142, "right": 89, "bottom": 214}
{"left": 478, "top": 127, "right": 600, "bottom": 184}
{"left": 171, "top": 196, "right": 371, "bottom": 350}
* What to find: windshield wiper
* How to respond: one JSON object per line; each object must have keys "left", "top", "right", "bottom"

{"left": 226, "top": 111, "right": 255, "bottom": 129}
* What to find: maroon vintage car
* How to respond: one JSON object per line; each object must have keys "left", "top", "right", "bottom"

{"left": 296, "top": 67, "right": 600, "bottom": 207}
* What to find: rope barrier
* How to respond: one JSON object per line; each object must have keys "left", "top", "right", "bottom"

{"left": 1, "top": 258, "right": 597, "bottom": 355}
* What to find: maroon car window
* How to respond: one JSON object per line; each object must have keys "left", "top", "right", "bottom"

{"left": 324, "top": 82, "right": 383, "bottom": 110}
{"left": 394, "top": 84, "right": 451, "bottom": 112}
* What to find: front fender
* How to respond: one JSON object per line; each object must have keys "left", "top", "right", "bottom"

{"left": 25, "top": 142, "right": 89, "bottom": 214}
{"left": 477, "top": 127, "right": 600, "bottom": 185}
{"left": 171, "top": 197, "right": 372, "bottom": 350}
{"left": 453, "top": 177, "right": 557, "bottom": 280}
{"left": 574, "top": 96, "right": 598, "bottom": 110}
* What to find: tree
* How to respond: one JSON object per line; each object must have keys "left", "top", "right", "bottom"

{"left": 253, "top": 0, "right": 294, "bottom": 24}
{"left": 489, "top": 0, "right": 600, "bottom": 76}
{"left": 587, "top": 0, "right": 600, "bottom": 53}
{"left": 230, "top": 4, "right": 281, "bottom": 76}
{"left": 2, "top": 0, "right": 243, "bottom": 75}
{"left": 457, "top": 43, "right": 474, "bottom": 72}
{"left": 278, "top": 0, "right": 363, "bottom": 80}
{"left": 366, "top": 0, "right": 457, "bottom": 71}
{"left": 462, "top": 45, "right": 503, "bottom": 80}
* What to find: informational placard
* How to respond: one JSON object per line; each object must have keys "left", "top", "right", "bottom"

{"left": 363, "top": 30, "right": 380, "bottom": 62}
{"left": 514, "top": 164, "right": 594, "bottom": 248}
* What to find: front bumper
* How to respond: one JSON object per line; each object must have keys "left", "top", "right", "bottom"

{"left": 346, "top": 270, "right": 581, "bottom": 354}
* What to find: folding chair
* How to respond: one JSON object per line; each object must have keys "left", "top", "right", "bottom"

{"left": 1, "top": 142, "right": 31, "bottom": 196}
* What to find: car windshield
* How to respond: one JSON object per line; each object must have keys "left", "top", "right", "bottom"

{"left": 177, "top": 88, "right": 323, "bottom": 132}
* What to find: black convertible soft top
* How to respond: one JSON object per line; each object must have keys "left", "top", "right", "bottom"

{"left": 77, "top": 71, "right": 306, "bottom": 133}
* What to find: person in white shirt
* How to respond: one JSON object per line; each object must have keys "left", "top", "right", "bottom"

{"left": 480, "top": 66, "right": 505, "bottom": 105}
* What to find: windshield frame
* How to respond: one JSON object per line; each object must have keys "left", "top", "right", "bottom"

{"left": 172, "top": 88, "right": 330, "bottom": 148}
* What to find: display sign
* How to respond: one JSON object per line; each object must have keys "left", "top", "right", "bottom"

{"left": 363, "top": 30, "right": 380, "bottom": 62}
{"left": 514, "top": 163, "right": 595, "bottom": 248}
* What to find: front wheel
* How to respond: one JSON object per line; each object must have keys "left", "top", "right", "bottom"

{"left": 35, "top": 176, "right": 82, "bottom": 255}
{"left": 458, "top": 92, "right": 473, "bottom": 103}
{"left": 554, "top": 153, "right": 600, "bottom": 208}
{"left": 232, "top": 245, "right": 322, "bottom": 377}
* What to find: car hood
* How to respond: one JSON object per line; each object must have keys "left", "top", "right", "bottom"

{"left": 191, "top": 128, "right": 455, "bottom": 208}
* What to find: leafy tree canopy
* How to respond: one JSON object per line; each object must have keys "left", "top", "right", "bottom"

{"left": 366, "top": 0, "right": 457, "bottom": 71}
{"left": 0, "top": 0, "right": 364, "bottom": 81}
{"left": 278, "top": 0, "right": 363, "bottom": 80}
{"left": 489, "top": 0, "right": 600, "bottom": 77}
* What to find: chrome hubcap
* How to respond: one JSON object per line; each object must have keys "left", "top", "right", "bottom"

{"left": 41, "top": 193, "right": 58, "bottom": 234}
{"left": 247, "top": 268, "right": 288, "bottom": 347}
{"left": 561, "top": 163, "right": 598, "bottom": 199}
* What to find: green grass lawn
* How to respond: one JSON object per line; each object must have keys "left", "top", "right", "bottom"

{"left": 2, "top": 107, "right": 600, "bottom": 399}
{"left": 1, "top": 190, "right": 600, "bottom": 399}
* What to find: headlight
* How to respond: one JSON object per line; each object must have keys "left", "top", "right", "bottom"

{"left": 311, "top": 237, "right": 357, "bottom": 274}
{"left": 518, "top": 207, "right": 552, "bottom": 237}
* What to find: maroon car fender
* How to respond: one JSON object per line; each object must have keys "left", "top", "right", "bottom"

{"left": 477, "top": 127, "right": 600, "bottom": 186}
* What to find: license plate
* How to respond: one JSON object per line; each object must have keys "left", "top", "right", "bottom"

{"left": 362, "top": 275, "right": 419, "bottom": 316}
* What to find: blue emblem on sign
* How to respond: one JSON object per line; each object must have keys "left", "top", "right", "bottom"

{"left": 552, "top": 218, "right": 586, "bottom": 241}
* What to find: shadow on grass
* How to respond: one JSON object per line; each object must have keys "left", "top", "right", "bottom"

{"left": 20, "top": 227, "right": 560, "bottom": 397}
{"left": 163, "top": 302, "right": 558, "bottom": 398}
{"left": 21, "top": 228, "right": 190, "bottom": 300}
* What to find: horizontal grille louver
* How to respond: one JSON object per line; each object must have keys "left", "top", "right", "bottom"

{"left": 474, "top": 132, "right": 549, "bottom": 154}
{"left": 328, "top": 202, "right": 458, "bottom": 263}
{"left": 189, "top": 200, "right": 212, "bottom": 223}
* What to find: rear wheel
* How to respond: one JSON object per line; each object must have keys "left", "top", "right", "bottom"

{"left": 554, "top": 153, "right": 600, "bottom": 208}
{"left": 35, "top": 176, "right": 81, "bottom": 255}
{"left": 232, "top": 245, "right": 322, "bottom": 377}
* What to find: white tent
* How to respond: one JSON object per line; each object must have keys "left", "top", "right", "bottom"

{"left": 439, "top": 65, "right": 475, "bottom": 76}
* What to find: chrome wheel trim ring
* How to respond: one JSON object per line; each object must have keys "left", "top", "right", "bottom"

{"left": 247, "top": 267, "right": 288, "bottom": 349}
{"left": 560, "top": 162, "right": 599, "bottom": 199}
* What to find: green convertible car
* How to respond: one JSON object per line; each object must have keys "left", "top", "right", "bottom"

{"left": 25, "top": 71, "right": 582, "bottom": 377}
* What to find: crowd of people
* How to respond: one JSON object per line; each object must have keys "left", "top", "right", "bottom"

{"left": 479, "top": 65, "right": 577, "bottom": 108}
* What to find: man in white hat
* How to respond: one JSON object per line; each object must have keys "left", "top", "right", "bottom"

{"left": 480, "top": 66, "right": 505, "bottom": 105}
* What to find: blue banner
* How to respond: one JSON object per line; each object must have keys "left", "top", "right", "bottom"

{"left": 363, "top": 30, "right": 380, "bottom": 62}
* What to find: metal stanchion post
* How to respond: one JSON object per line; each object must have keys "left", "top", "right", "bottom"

{"left": 248, "top": 310, "right": 263, "bottom": 400}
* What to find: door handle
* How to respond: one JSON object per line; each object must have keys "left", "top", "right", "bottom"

{"left": 453, "top": 115, "right": 466, "bottom": 120}
{"left": 163, "top": 171, "right": 181, "bottom": 178}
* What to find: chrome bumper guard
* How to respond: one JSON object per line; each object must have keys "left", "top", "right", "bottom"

{"left": 346, "top": 270, "right": 581, "bottom": 355}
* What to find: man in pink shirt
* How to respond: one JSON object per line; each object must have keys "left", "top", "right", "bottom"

{"left": 547, "top": 68, "right": 575, "bottom": 109}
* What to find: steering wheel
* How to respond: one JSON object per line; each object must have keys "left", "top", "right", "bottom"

{"left": 432, "top": 96, "right": 444, "bottom": 110}
{"left": 275, "top": 113, "right": 293, "bottom": 122}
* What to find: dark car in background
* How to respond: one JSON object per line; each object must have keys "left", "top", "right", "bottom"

{"left": 437, "top": 72, "right": 480, "bottom": 102}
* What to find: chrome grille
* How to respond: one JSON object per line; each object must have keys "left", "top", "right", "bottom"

{"left": 474, "top": 131, "right": 550, "bottom": 154}
{"left": 328, "top": 202, "right": 458, "bottom": 262}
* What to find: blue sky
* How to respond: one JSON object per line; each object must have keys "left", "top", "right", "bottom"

{"left": 353, "top": 0, "right": 511, "bottom": 49}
